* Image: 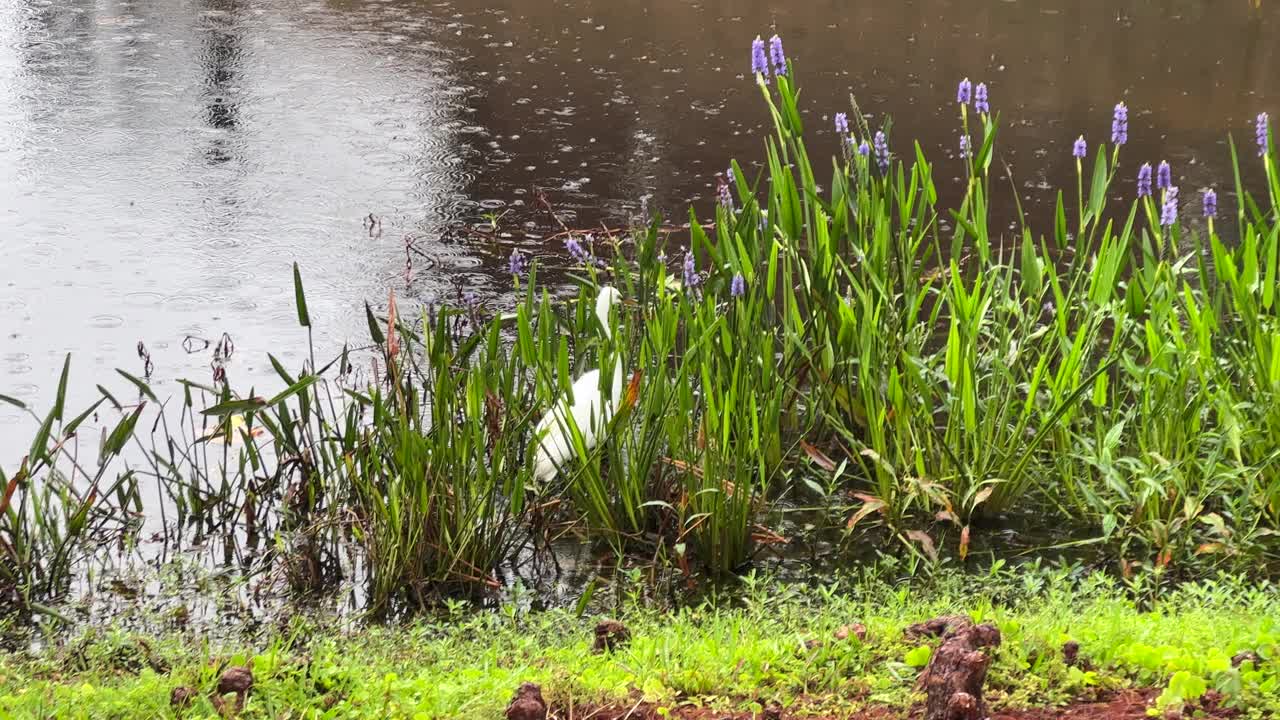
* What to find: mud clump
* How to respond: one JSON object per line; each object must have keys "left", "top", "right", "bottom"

{"left": 218, "top": 665, "right": 253, "bottom": 696}
{"left": 761, "top": 699, "right": 784, "bottom": 719}
{"left": 170, "top": 686, "right": 197, "bottom": 710}
{"left": 905, "top": 615, "right": 972, "bottom": 641}
{"left": 505, "top": 682, "right": 547, "bottom": 720}
{"left": 1063, "top": 640, "right": 1081, "bottom": 667}
{"left": 213, "top": 665, "right": 254, "bottom": 714}
{"left": 911, "top": 616, "right": 1001, "bottom": 720}
{"left": 1231, "top": 650, "right": 1262, "bottom": 668}
{"left": 834, "top": 623, "right": 867, "bottom": 642}
{"left": 593, "top": 619, "right": 631, "bottom": 653}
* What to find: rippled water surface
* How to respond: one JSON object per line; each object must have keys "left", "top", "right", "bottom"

{"left": 2, "top": 0, "right": 1279, "bottom": 451}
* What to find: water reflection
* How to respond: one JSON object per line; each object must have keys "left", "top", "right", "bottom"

{"left": 0, "top": 0, "right": 1278, "bottom": 455}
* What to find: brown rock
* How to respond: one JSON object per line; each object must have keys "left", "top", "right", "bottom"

{"left": 762, "top": 699, "right": 784, "bottom": 719}
{"left": 505, "top": 682, "right": 547, "bottom": 720}
{"left": 593, "top": 619, "right": 631, "bottom": 653}
{"left": 170, "top": 686, "right": 197, "bottom": 709}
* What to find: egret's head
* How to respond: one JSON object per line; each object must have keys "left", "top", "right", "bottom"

{"left": 595, "top": 286, "right": 623, "bottom": 336}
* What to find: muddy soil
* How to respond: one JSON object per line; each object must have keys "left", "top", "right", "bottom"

{"left": 556, "top": 689, "right": 1240, "bottom": 719}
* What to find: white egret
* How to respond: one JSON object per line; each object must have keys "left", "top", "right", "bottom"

{"left": 531, "top": 286, "right": 625, "bottom": 484}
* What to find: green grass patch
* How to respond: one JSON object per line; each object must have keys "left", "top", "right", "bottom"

{"left": 2, "top": 568, "right": 1277, "bottom": 718}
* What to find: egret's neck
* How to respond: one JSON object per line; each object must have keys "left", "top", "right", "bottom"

{"left": 596, "top": 305, "right": 613, "bottom": 340}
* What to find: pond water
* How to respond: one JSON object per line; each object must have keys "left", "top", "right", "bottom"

{"left": 2, "top": 0, "right": 1278, "bottom": 455}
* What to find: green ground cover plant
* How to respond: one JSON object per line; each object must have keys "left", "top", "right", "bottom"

{"left": 1, "top": 568, "right": 1277, "bottom": 718}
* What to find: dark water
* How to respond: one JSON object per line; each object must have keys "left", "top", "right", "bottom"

{"left": 2, "top": 0, "right": 1279, "bottom": 452}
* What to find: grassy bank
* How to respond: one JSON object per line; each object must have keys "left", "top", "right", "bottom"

{"left": 1, "top": 569, "right": 1278, "bottom": 718}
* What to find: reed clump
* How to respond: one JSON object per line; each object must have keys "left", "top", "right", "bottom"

{"left": 4, "top": 43, "right": 1280, "bottom": 618}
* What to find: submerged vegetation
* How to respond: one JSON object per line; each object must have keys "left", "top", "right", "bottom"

{"left": 2, "top": 35, "right": 1280, "bottom": 715}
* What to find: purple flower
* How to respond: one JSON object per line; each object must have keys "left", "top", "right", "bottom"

{"left": 874, "top": 130, "right": 890, "bottom": 172}
{"left": 682, "top": 251, "right": 703, "bottom": 291}
{"left": 1160, "top": 186, "right": 1179, "bottom": 227}
{"left": 730, "top": 273, "right": 746, "bottom": 298}
{"left": 959, "top": 134, "right": 971, "bottom": 159}
{"left": 726, "top": 166, "right": 736, "bottom": 185}
{"left": 508, "top": 248, "right": 527, "bottom": 277}
{"left": 565, "top": 236, "right": 592, "bottom": 265}
{"left": 974, "top": 83, "right": 989, "bottom": 114}
{"left": 1137, "top": 163, "right": 1153, "bottom": 198}
{"left": 1111, "top": 102, "right": 1128, "bottom": 145}
{"left": 1157, "top": 160, "right": 1172, "bottom": 190}
{"left": 835, "top": 112, "right": 849, "bottom": 135}
{"left": 1203, "top": 188, "right": 1217, "bottom": 218}
{"left": 857, "top": 140, "right": 870, "bottom": 157}
{"left": 1072, "top": 135, "right": 1087, "bottom": 159}
{"left": 768, "top": 35, "right": 786, "bottom": 76}
{"left": 957, "top": 78, "right": 972, "bottom": 104}
{"left": 1258, "top": 112, "right": 1270, "bottom": 157}
{"left": 751, "top": 36, "right": 767, "bottom": 76}
{"left": 717, "top": 176, "right": 734, "bottom": 211}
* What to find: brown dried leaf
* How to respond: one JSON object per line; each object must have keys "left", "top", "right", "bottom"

{"left": 971, "top": 485, "right": 995, "bottom": 508}
{"left": 905, "top": 530, "right": 938, "bottom": 562}
{"left": 846, "top": 497, "right": 885, "bottom": 530}
{"left": 386, "top": 289, "right": 400, "bottom": 361}
{"left": 800, "top": 440, "right": 837, "bottom": 472}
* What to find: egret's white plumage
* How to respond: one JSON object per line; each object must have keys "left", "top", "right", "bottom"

{"left": 531, "top": 286, "right": 624, "bottom": 484}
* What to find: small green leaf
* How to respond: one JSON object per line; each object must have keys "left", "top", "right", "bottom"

{"left": 116, "top": 369, "right": 159, "bottom": 403}
{"left": 904, "top": 645, "right": 932, "bottom": 668}
{"left": 574, "top": 577, "right": 597, "bottom": 618}
{"left": 51, "top": 354, "right": 72, "bottom": 422}
{"left": 202, "top": 398, "right": 266, "bottom": 417}
{"left": 293, "top": 262, "right": 311, "bottom": 328}
{"left": 366, "top": 302, "right": 385, "bottom": 345}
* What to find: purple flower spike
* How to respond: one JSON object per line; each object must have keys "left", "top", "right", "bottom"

{"left": 751, "top": 36, "right": 767, "bottom": 76}
{"left": 566, "top": 236, "right": 591, "bottom": 265}
{"left": 959, "top": 134, "right": 971, "bottom": 159}
{"left": 1137, "top": 163, "right": 1153, "bottom": 198}
{"left": 509, "top": 248, "right": 527, "bottom": 277}
{"left": 1203, "top": 188, "right": 1217, "bottom": 219}
{"left": 1111, "top": 102, "right": 1128, "bottom": 145}
{"left": 768, "top": 35, "right": 786, "bottom": 76}
{"left": 874, "top": 130, "right": 890, "bottom": 172}
{"left": 835, "top": 112, "right": 849, "bottom": 135}
{"left": 1258, "top": 112, "right": 1270, "bottom": 157}
{"left": 717, "top": 176, "right": 734, "bottom": 211}
{"left": 1160, "top": 186, "right": 1179, "bottom": 227}
{"left": 1157, "top": 161, "right": 1172, "bottom": 190}
{"left": 730, "top": 273, "right": 746, "bottom": 298}
{"left": 974, "top": 83, "right": 989, "bottom": 114}
{"left": 957, "top": 78, "right": 972, "bottom": 105}
{"left": 857, "top": 140, "right": 870, "bottom": 157}
{"left": 1072, "top": 135, "right": 1087, "bottom": 159}
{"left": 682, "top": 251, "right": 703, "bottom": 291}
